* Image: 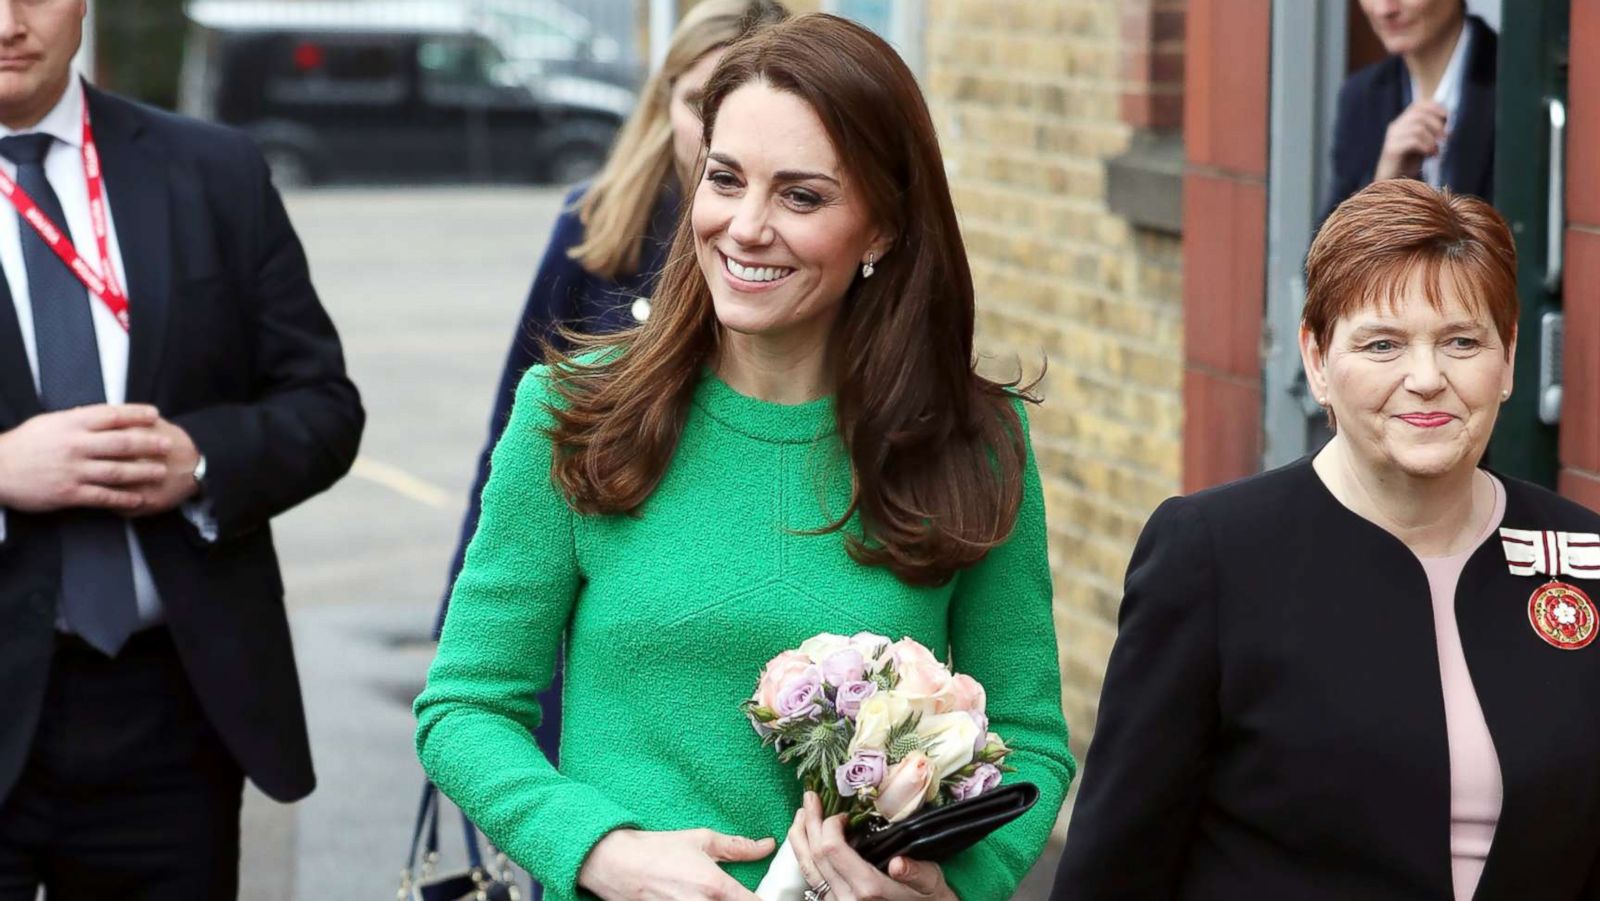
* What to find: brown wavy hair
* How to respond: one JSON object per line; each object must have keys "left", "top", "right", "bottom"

{"left": 545, "top": 13, "right": 1037, "bottom": 586}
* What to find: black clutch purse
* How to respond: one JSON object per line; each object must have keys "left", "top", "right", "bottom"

{"left": 849, "top": 782, "right": 1039, "bottom": 870}
{"left": 399, "top": 782, "right": 523, "bottom": 901}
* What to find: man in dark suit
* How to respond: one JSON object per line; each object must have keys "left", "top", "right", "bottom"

{"left": 0, "top": 1, "right": 363, "bottom": 897}
{"left": 1322, "top": 0, "right": 1496, "bottom": 222}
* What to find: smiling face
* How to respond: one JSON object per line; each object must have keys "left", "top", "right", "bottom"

{"left": 1302, "top": 266, "right": 1515, "bottom": 480}
{"left": 1358, "top": 0, "right": 1464, "bottom": 56}
{"left": 691, "top": 80, "right": 890, "bottom": 351}
{"left": 0, "top": 0, "right": 84, "bottom": 130}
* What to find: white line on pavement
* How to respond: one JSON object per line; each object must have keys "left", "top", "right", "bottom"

{"left": 350, "top": 457, "right": 452, "bottom": 509}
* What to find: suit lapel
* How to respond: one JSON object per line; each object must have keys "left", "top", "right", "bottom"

{"left": 1460, "top": 480, "right": 1600, "bottom": 897}
{"left": 1443, "top": 18, "right": 1496, "bottom": 198}
{"left": 86, "top": 87, "right": 172, "bottom": 405}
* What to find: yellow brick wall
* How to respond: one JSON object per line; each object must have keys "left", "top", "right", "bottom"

{"left": 922, "top": 0, "right": 1185, "bottom": 807}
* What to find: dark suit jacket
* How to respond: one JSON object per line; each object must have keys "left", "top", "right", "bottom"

{"left": 1052, "top": 458, "right": 1600, "bottom": 900}
{"left": 0, "top": 87, "right": 364, "bottom": 804}
{"left": 1321, "top": 15, "right": 1497, "bottom": 223}
{"left": 434, "top": 180, "right": 676, "bottom": 634}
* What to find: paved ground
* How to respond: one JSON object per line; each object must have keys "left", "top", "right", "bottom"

{"left": 237, "top": 186, "right": 1065, "bottom": 899}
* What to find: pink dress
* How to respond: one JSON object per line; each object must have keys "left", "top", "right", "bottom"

{"left": 1415, "top": 475, "right": 1507, "bottom": 901}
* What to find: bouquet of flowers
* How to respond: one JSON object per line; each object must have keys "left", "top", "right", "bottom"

{"left": 744, "top": 632, "right": 1012, "bottom": 900}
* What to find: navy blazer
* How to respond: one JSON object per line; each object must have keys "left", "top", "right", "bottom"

{"left": 436, "top": 182, "right": 678, "bottom": 633}
{"left": 1052, "top": 458, "right": 1600, "bottom": 900}
{"left": 1321, "top": 15, "right": 1497, "bottom": 222}
{"left": 0, "top": 88, "right": 364, "bottom": 804}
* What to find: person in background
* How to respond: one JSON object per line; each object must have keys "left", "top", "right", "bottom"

{"left": 416, "top": 14, "right": 1074, "bottom": 900}
{"left": 0, "top": 1, "right": 363, "bottom": 897}
{"left": 1052, "top": 180, "right": 1600, "bottom": 900}
{"left": 1322, "top": 0, "right": 1496, "bottom": 221}
{"left": 433, "top": 0, "right": 788, "bottom": 646}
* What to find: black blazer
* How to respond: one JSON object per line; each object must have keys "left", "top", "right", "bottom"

{"left": 0, "top": 87, "right": 364, "bottom": 803}
{"left": 1052, "top": 458, "right": 1600, "bottom": 900}
{"left": 1321, "top": 15, "right": 1497, "bottom": 222}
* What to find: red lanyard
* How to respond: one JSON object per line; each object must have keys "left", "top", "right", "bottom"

{"left": 0, "top": 104, "right": 129, "bottom": 331}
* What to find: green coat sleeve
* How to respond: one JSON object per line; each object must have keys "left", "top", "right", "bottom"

{"left": 940, "top": 403, "right": 1077, "bottom": 899}
{"left": 414, "top": 365, "right": 638, "bottom": 896}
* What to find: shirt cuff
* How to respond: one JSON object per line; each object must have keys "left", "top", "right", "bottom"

{"left": 182, "top": 497, "right": 218, "bottom": 544}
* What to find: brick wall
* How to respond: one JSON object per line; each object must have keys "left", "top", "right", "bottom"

{"left": 921, "top": 0, "right": 1186, "bottom": 803}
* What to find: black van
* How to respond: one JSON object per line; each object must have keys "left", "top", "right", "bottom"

{"left": 179, "top": 1, "right": 632, "bottom": 186}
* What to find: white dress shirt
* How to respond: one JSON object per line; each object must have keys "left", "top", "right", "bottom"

{"left": 0, "top": 78, "right": 211, "bottom": 631}
{"left": 1411, "top": 22, "right": 1473, "bottom": 189}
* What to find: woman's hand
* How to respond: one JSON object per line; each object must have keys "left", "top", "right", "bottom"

{"left": 578, "top": 827, "right": 774, "bottom": 900}
{"left": 1374, "top": 99, "right": 1449, "bottom": 182}
{"left": 789, "top": 792, "right": 956, "bottom": 901}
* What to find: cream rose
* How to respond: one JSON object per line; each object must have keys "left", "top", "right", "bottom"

{"left": 916, "top": 712, "right": 982, "bottom": 798}
{"left": 797, "top": 633, "right": 852, "bottom": 664}
{"left": 848, "top": 690, "right": 914, "bottom": 754}
{"left": 874, "top": 751, "right": 934, "bottom": 823}
{"left": 849, "top": 631, "right": 893, "bottom": 673}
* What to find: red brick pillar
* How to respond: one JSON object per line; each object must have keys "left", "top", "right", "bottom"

{"left": 1560, "top": 3, "right": 1600, "bottom": 512}
{"left": 1180, "top": 0, "right": 1270, "bottom": 493}
{"left": 1121, "top": 0, "right": 1186, "bottom": 130}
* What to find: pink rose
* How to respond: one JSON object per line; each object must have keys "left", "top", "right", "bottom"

{"left": 895, "top": 660, "right": 952, "bottom": 702}
{"left": 935, "top": 673, "right": 986, "bottom": 714}
{"left": 756, "top": 650, "right": 814, "bottom": 711}
{"left": 874, "top": 751, "right": 934, "bottom": 823}
{"left": 886, "top": 638, "right": 939, "bottom": 670}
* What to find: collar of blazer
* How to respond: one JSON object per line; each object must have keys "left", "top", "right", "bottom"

{"left": 1293, "top": 455, "right": 1600, "bottom": 896}
{"left": 1439, "top": 15, "right": 1497, "bottom": 197}
{"left": 0, "top": 84, "right": 173, "bottom": 426}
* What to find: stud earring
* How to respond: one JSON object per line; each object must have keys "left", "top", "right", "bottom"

{"left": 1501, "top": 390, "right": 1511, "bottom": 401}
{"left": 861, "top": 253, "right": 876, "bottom": 279}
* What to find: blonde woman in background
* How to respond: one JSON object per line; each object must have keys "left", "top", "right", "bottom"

{"left": 429, "top": 0, "right": 788, "bottom": 872}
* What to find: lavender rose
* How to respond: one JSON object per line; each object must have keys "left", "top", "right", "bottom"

{"left": 835, "top": 680, "right": 878, "bottom": 720}
{"left": 775, "top": 668, "right": 824, "bottom": 722}
{"left": 821, "top": 648, "right": 867, "bottom": 687}
{"left": 835, "top": 748, "right": 888, "bottom": 798}
{"left": 951, "top": 763, "right": 1002, "bottom": 801}
{"left": 968, "top": 711, "right": 989, "bottom": 754}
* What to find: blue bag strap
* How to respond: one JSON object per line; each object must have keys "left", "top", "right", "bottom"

{"left": 410, "top": 779, "right": 492, "bottom": 874}
{"left": 407, "top": 781, "right": 439, "bottom": 870}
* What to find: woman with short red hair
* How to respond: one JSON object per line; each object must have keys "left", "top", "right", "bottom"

{"left": 1053, "top": 179, "right": 1600, "bottom": 900}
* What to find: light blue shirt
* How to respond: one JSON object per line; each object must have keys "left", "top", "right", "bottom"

{"left": 1409, "top": 21, "right": 1473, "bottom": 190}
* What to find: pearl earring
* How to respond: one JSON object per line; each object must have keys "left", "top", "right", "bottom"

{"left": 1501, "top": 390, "right": 1510, "bottom": 401}
{"left": 861, "top": 253, "right": 876, "bottom": 279}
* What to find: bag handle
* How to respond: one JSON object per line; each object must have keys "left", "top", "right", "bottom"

{"left": 403, "top": 782, "right": 497, "bottom": 871}
{"left": 401, "top": 780, "right": 519, "bottom": 898}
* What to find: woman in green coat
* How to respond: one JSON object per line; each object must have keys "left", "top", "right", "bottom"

{"left": 415, "top": 15, "right": 1076, "bottom": 901}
